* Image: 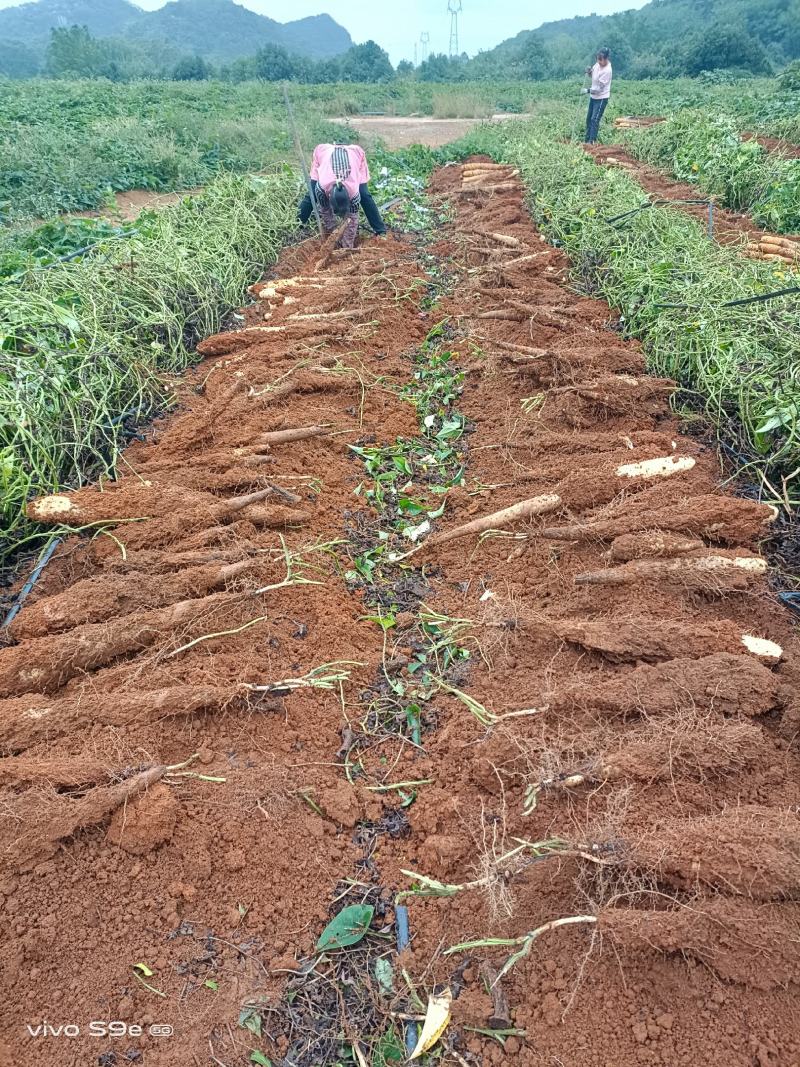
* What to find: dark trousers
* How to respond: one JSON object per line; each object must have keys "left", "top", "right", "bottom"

{"left": 299, "top": 180, "right": 386, "bottom": 234}
{"left": 585, "top": 97, "right": 608, "bottom": 143}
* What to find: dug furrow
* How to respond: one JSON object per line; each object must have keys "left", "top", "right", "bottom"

{"left": 1, "top": 159, "right": 799, "bottom": 1067}
{"left": 586, "top": 143, "right": 800, "bottom": 264}
{"left": 371, "top": 160, "right": 800, "bottom": 1064}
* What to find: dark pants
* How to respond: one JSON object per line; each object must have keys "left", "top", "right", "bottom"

{"left": 299, "top": 180, "right": 386, "bottom": 235}
{"left": 585, "top": 97, "right": 608, "bottom": 143}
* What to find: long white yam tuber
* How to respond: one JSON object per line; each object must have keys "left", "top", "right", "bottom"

{"left": 575, "top": 554, "right": 767, "bottom": 589}
{"left": 258, "top": 424, "right": 332, "bottom": 445}
{"left": 616, "top": 456, "right": 695, "bottom": 478}
{"left": 488, "top": 233, "right": 521, "bottom": 247}
{"left": 550, "top": 653, "right": 780, "bottom": 720}
{"left": 424, "top": 494, "right": 561, "bottom": 548}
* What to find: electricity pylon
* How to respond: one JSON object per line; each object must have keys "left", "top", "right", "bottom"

{"left": 448, "top": 0, "right": 462, "bottom": 58}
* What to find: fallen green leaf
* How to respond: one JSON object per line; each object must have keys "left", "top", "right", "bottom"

{"left": 316, "top": 903, "right": 374, "bottom": 951}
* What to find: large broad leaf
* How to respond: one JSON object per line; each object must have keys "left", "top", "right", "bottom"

{"left": 315, "top": 904, "right": 374, "bottom": 952}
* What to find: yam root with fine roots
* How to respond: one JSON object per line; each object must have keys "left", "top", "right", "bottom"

{"left": 549, "top": 653, "right": 781, "bottom": 721}
{"left": 197, "top": 326, "right": 279, "bottom": 358}
{"left": 526, "top": 714, "right": 768, "bottom": 807}
{"left": 600, "top": 900, "right": 800, "bottom": 990}
{"left": 0, "top": 763, "right": 168, "bottom": 874}
{"left": 553, "top": 616, "right": 783, "bottom": 663}
{"left": 507, "top": 429, "right": 680, "bottom": 458}
{"left": 9, "top": 559, "right": 256, "bottom": 640}
{"left": 540, "top": 494, "right": 778, "bottom": 546}
{"left": 27, "top": 482, "right": 310, "bottom": 532}
{"left": 130, "top": 446, "right": 276, "bottom": 475}
{"left": 0, "top": 755, "right": 118, "bottom": 789}
{"left": 490, "top": 341, "right": 645, "bottom": 379}
{"left": 607, "top": 531, "right": 707, "bottom": 560}
{"left": 552, "top": 455, "right": 699, "bottom": 510}
{"left": 422, "top": 493, "right": 562, "bottom": 548}
{"left": 630, "top": 807, "right": 800, "bottom": 901}
{"left": 0, "top": 685, "right": 236, "bottom": 752}
{"left": 0, "top": 591, "right": 245, "bottom": 696}
{"left": 574, "top": 553, "right": 767, "bottom": 592}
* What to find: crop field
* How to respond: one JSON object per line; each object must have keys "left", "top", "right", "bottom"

{"left": 1, "top": 71, "right": 799, "bottom": 1067}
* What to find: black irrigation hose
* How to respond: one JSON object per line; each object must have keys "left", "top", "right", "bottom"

{"left": 2, "top": 536, "right": 62, "bottom": 628}
{"left": 655, "top": 286, "right": 800, "bottom": 311}
{"left": 605, "top": 197, "right": 711, "bottom": 227}
{"left": 1, "top": 231, "right": 132, "bottom": 287}
{"left": 779, "top": 591, "right": 800, "bottom": 616}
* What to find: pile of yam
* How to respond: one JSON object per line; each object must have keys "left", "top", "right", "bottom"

{"left": 744, "top": 234, "right": 800, "bottom": 265}
{"left": 461, "top": 163, "right": 520, "bottom": 194}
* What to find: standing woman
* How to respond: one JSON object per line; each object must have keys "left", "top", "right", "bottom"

{"left": 298, "top": 142, "right": 386, "bottom": 248}
{"left": 584, "top": 47, "right": 613, "bottom": 144}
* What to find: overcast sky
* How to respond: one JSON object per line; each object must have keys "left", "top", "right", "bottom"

{"left": 0, "top": 0, "right": 648, "bottom": 64}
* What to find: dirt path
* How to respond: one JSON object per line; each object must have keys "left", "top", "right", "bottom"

{"left": 336, "top": 114, "right": 524, "bottom": 149}
{"left": 585, "top": 144, "right": 780, "bottom": 246}
{"left": 1, "top": 164, "right": 799, "bottom": 1067}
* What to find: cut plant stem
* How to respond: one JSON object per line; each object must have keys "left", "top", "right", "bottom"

{"left": 445, "top": 916, "right": 598, "bottom": 982}
{"left": 398, "top": 838, "right": 570, "bottom": 901}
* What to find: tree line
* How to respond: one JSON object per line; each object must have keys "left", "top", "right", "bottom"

{"left": 0, "top": 8, "right": 797, "bottom": 85}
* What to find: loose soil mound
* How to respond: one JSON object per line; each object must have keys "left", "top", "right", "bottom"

{"left": 1, "top": 163, "right": 798, "bottom": 1067}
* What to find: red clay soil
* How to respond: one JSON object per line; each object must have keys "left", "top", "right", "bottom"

{"left": 1, "top": 162, "right": 799, "bottom": 1067}
{"left": 743, "top": 132, "right": 800, "bottom": 159}
{"left": 585, "top": 143, "right": 789, "bottom": 246}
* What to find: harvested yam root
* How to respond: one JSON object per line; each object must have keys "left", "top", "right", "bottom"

{"left": 508, "top": 429, "right": 679, "bottom": 457}
{"left": 0, "top": 685, "right": 235, "bottom": 752}
{"left": 197, "top": 327, "right": 278, "bottom": 357}
{"left": 550, "top": 653, "right": 781, "bottom": 720}
{"left": 492, "top": 341, "right": 645, "bottom": 379}
{"left": 259, "top": 424, "right": 332, "bottom": 446}
{"left": 132, "top": 447, "right": 276, "bottom": 475}
{"left": 540, "top": 494, "right": 778, "bottom": 546}
{"left": 630, "top": 807, "right": 800, "bottom": 901}
{"left": 0, "top": 763, "right": 167, "bottom": 873}
{"left": 553, "top": 616, "right": 782, "bottom": 663}
{"left": 423, "top": 494, "right": 562, "bottom": 549}
{"left": 566, "top": 374, "right": 675, "bottom": 416}
{"left": 607, "top": 531, "right": 706, "bottom": 560}
{"left": 10, "top": 560, "right": 255, "bottom": 639}
{"left": 0, "top": 591, "right": 241, "bottom": 696}
{"left": 554, "top": 455, "right": 698, "bottom": 510}
{"left": 27, "top": 483, "right": 310, "bottom": 533}
{"left": 575, "top": 553, "right": 767, "bottom": 592}
{"left": 600, "top": 900, "right": 800, "bottom": 990}
{"left": 526, "top": 715, "right": 768, "bottom": 807}
{"left": 0, "top": 755, "right": 117, "bottom": 789}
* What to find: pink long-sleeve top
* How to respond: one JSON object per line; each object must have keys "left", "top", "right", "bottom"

{"left": 590, "top": 61, "right": 613, "bottom": 99}
{"left": 309, "top": 144, "right": 370, "bottom": 200}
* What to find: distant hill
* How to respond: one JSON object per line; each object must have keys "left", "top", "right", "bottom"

{"left": 474, "top": 0, "right": 796, "bottom": 77}
{"left": 125, "top": 0, "right": 352, "bottom": 61}
{"left": 0, "top": 0, "right": 136, "bottom": 45}
{"left": 0, "top": 0, "right": 353, "bottom": 64}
